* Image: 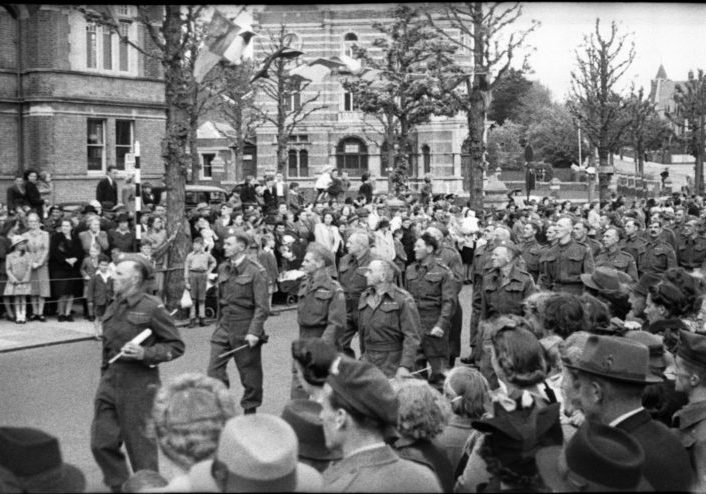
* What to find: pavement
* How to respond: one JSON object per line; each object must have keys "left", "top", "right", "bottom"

{"left": 0, "top": 304, "right": 297, "bottom": 354}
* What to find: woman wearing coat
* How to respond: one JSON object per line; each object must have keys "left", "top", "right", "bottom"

{"left": 50, "top": 219, "right": 83, "bottom": 321}
{"left": 22, "top": 212, "right": 51, "bottom": 321}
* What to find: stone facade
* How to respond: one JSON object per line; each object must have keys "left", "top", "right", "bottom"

{"left": 0, "top": 4, "right": 166, "bottom": 204}
{"left": 246, "top": 4, "right": 469, "bottom": 195}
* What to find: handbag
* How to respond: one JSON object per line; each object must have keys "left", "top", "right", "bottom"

{"left": 180, "top": 288, "right": 193, "bottom": 309}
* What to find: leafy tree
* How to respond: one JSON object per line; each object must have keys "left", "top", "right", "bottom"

{"left": 486, "top": 120, "right": 524, "bottom": 169}
{"left": 666, "top": 69, "right": 706, "bottom": 194}
{"left": 343, "top": 5, "right": 459, "bottom": 195}
{"left": 512, "top": 81, "right": 554, "bottom": 127}
{"left": 251, "top": 26, "right": 326, "bottom": 177}
{"left": 488, "top": 69, "right": 533, "bottom": 125}
{"left": 623, "top": 86, "right": 658, "bottom": 178}
{"left": 525, "top": 103, "right": 580, "bottom": 166}
{"left": 568, "top": 19, "right": 635, "bottom": 202}
{"left": 428, "top": 3, "right": 539, "bottom": 210}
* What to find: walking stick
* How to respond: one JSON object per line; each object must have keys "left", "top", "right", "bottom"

{"left": 218, "top": 334, "right": 270, "bottom": 359}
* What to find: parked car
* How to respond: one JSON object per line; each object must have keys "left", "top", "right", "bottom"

{"left": 159, "top": 184, "right": 228, "bottom": 213}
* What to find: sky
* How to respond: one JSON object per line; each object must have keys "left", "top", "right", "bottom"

{"left": 513, "top": 2, "right": 706, "bottom": 102}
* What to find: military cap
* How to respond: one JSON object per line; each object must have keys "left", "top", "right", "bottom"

{"left": 326, "top": 356, "right": 398, "bottom": 428}
{"left": 677, "top": 329, "right": 706, "bottom": 370}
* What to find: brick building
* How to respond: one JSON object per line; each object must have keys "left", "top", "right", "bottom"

{"left": 0, "top": 4, "right": 166, "bottom": 204}
{"left": 239, "top": 4, "right": 469, "bottom": 195}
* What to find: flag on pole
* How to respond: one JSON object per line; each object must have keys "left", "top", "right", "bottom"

{"left": 193, "top": 9, "right": 256, "bottom": 83}
{"left": 286, "top": 55, "right": 367, "bottom": 84}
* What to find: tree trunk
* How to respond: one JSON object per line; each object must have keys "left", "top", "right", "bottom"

{"left": 162, "top": 5, "right": 193, "bottom": 308}
{"left": 189, "top": 120, "right": 199, "bottom": 184}
{"left": 467, "top": 93, "right": 486, "bottom": 211}
{"left": 598, "top": 147, "right": 610, "bottom": 203}
{"left": 698, "top": 114, "right": 705, "bottom": 195}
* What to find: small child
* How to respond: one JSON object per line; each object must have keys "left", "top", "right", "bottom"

{"left": 184, "top": 237, "right": 216, "bottom": 327}
{"left": 81, "top": 244, "right": 101, "bottom": 322}
{"left": 197, "top": 217, "right": 218, "bottom": 254}
{"left": 4, "top": 237, "right": 32, "bottom": 324}
{"left": 392, "top": 227, "right": 408, "bottom": 285}
{"left": 258, "top": 233, "right": 279, "bottom": 315}
{"left": 87, "top": 255, "right": 113, "bottom": 339}
{"left": 108, "top": 247, "right": 121, "bottom": 277}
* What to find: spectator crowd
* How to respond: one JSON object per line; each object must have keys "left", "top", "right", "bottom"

{"left": 2, "top": 163, "right": 706, "bottom": 492}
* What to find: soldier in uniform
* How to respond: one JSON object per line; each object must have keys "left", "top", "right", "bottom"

{"left": 90, "top": 255, "right": 185, "bottom": 492}
{"left": 426, "top": 225, "right": 463, "bottom": 367}
{"left": 540, "top": 217, "right": 594, "bottom": 295}
{"left": 478, "top": 242, "right": 536, "bottom": 381}
{"left": 676, "top": 218, "right": 706, "bottom": 272}
{"left": 207, "top": 232, "right": 269, "bottom": 414}
{"left": 520, "top": 221, "right": 543, "bottom": 282}
{"left": 358, "top": 259, "right": 422, "bottom": 378}
{"left": 292, "top": 242, "right": 346, "bottom": 398}
{"left": 573, "top": 218, "right": 601, "bottom": 257}
{"left": 673, "top": 329, "right": 706, "bottom": 492}
{"left": 338, "top": 231, "right": 372, "bottom": 358}
{"left": 642, "top": 219, "right": 677, "bottom": 276}
{"left": 405, "top": 233, "right": 456, "bottom": 389}
{"left": 622, "top": 218, "right": 648, "bottom": 276}
{"left": 595, "top": 226, "right": 638, "bottom": 281}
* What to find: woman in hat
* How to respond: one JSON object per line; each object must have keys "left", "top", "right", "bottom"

{"left": 49, "top": 219, "right": 83, "bottom": 322}
{"left": 4, "top": 236, "right": 32, "bottom": 323}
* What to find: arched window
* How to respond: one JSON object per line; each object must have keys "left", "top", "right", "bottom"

{"left": 283, "top": 32, "right": 302, "bottom": 50}
{"left": 288, "top": 148, "right": 309, "bottom": 177}
{"left": 336, "top": 137, "right": 368, "bottom": 176}
{"left": 422, "top": 144, "right": 431, "bottom": 175}
{"left": 343, "top": 32, "right": 358, "bottom": 57}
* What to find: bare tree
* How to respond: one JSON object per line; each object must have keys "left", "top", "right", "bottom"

{"left": 667, "top": 69, "right": 706, "bottom": 194}
{"left": 251, "top": 25, "right": 326, "bottom": 177}
{"left": 568, "top": 19, "right": 635, "bottom": 202}
{"left": 624, "top": 86, "right": 658, "bottom": 180}
{"left": 427, "top": 3, "right": 539, "bottom": 210}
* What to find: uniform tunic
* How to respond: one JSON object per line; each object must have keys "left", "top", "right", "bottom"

{"left": 90, "top": 290, "right": 184, "bottom": 489}
{"left": 357, "top": 284, "right": 422, "bottom": 377}
{"left": 540, "top": 239, "right": 594, "bottom": 295}
{"left": 520, "top": 238, "right": 543, "bottom": 282}
{"left": 437, "top": 241, "right": 464, "bottom": 360}
{"left": 674, "top": 399, "right": 706, "bottom": 492}
{"left": 338, "top": 250, "right": 372, "bottom": 354}
{"left": 621, "top": 234, "right": 648, "bottom": 275}
{"left": 676, "top": 234, "right": 706, "bottom": 271}
{"left": 595, "top": 247, "right": 639, "bottom": 281}
{"left": 405, "top": 257, "right": 456, "bottom": 380}
{"left": 641, "top": 237, "right": 677, "bottom": 275}
{"left": 207, "top": 256, "right": 269, "bottom": 411}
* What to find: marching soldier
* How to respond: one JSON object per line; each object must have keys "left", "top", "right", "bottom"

{"left": 338, "top": 231, "right": 372, "bottom": 358}
{"left": 292, "top": 242, "right": 346, "bottom": 398}
{"left": 358, "top": 259, "right": 422, "bottom": 378}
{"left": 520, "top": 221, "right": 544, "bottom": 282}
{"left": 676, "top": 218, "right": 706, "bottom": 272}
{"left": 540, "top": 217, "right": 594, "bottom": 295}
{"left": 90, "top": 255, "right": 184, "bottom": 492}
{"left": 405, "top": 233, "right": 456, "bottom": 388}
{"left": 642, "top": 219, "right": 677, "bottom": 276}
{"left": 207, "top": 232, "right": 269, "bottom": 415}
{"left": 622, "top": 218, "right": 648, "bottom": 276}
{"left": 573, "top": 218, "right": 601, "bottom": 257}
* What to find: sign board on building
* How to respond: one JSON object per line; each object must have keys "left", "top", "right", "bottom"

{"left": 345, "top": 144, "right": 359, "bottom": 153}
{"left": 124, "top": 153, "right": 135, "bottom": 171}
{"left": 243, "top": 154, "right": 253, "bottom": 160}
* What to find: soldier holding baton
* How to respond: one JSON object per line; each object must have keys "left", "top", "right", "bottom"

{"left": 90, "top": 255, "right": 184, "bottom": 492}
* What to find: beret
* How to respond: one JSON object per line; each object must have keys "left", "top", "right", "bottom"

{"left": 677, "top": 329, "right": 706, "bottom": 370}
{"left": 326, "top": 356, "right": 397, "bottom": 427}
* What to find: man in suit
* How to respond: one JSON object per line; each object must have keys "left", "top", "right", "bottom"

{"left": 96, "top": 166, "right": 119, "bottom": 209}
{"left": 565, "top": 334, "right": 694, "bottom": 491}
{"left": 320, "top": 356, "right": 442, "bottom": 492}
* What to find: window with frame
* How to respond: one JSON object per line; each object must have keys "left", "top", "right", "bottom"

{"left": 343, "top": 32, "right": 358, "bottom": 57}
{"left": 336, "top": 137, "right": 368, "bottom": 176}
{"left": 84, "top": 19, "right": 132, "bottom": 73}
{"left": 86, "top": 23, "right": 97, "bottom": 68}
{"left": 288, "top": 134, "right": 309, "bottom": 144}
{"left": 288, "top": 149, "right": 309, "bottom": 177}
{"left": 283, "top": 86, "right": 301, "bottom": 112}
{"left": 422, "top": 144, "right": 431, "bottom": 174}
{"left": 343, "top": 90, "right": 360, "bottom": 112}
{"left": 119, "top": 21, "right": 129, "bottom": 71}
{"left": 201, "top": 153, "right": 215, "bottom": 178}
{"left": 115, "top": 120, "right": 134, "bottom": 170}
{"left": 87, "top": 119, "right": 106, "bottom": 172}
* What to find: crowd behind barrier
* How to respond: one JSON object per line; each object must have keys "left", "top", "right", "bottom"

{"left": 4, "top": 165, "right": 706, "bottom": 492}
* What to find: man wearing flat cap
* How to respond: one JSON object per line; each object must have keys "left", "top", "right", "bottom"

{"left": 673, "top": 329, "right": 706, "bottom": 491}
{"left": 318, "top": 356, "right": 442, "bottom": 492}
{"left": 564, "top": 334, "right": 694, "bottom": 491}
{"left": 292, "top": 242, "right": 346, "bottom": 398}
{"left": 207, "top": 232, "right": 269, "bottom": 415}
{"left": 90, "top": 254, "right": 184, "bottom": 492}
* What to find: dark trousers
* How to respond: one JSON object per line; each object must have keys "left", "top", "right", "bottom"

{"left": 341, "top": 308, "right": 363, "bottom": 358}
{"left": 469, "top": 280, "right": 482, "bottom": 357}
{"left": 207, "top": 326, "right": 263, "bottom": 411}
{"left": 448, "top": 304, "right": 463, "bottom": 359}
{"left": 90, "top": 365, "right": 160, "bottom": 489}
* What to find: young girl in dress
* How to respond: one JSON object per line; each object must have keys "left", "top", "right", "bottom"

{"left": 5, "top": 237, "right": 32, "bottom": 324}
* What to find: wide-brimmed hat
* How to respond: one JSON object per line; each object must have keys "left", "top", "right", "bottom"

{"left": 625, "top": 330, "right": 667, "bottom": 376}
{"left": 188, "top": 414, "right": 322, "bottom": 492}
{"left": 0, "top": 426, "right": 86, "bottom": 493}
{"left": 280, "top": 399, "right": 342, "bottom": 462}
{"left": 677, "top": 329, "right": 706, "bottom": 371}
{"left": 580, "top": 266, "right": 633, "bottom": 293}
{"left": 564, "top": 334, "right": 662, "bottom": 384}
{"left": 471, "top": 402, "right": 563, "bottom": 478}
{"left": 10, "top": 236, "right": 27, "bottom": 249}
{"left": 630, "top": 272, "right": 662, "bottom": 297}
{"left": 536, "top": 421, "right": 652, "bottom": 492}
